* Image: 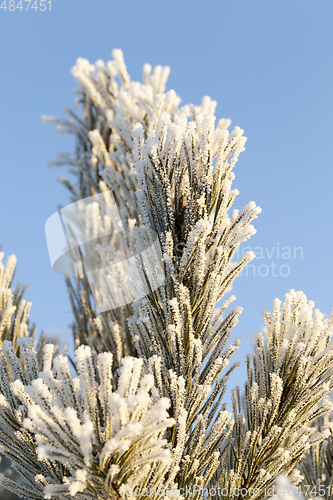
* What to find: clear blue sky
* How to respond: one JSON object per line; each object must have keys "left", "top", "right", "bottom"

{"left": 0, "top": 0, "right": 332, "bottom": 394}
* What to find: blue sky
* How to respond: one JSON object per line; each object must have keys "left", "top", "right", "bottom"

{"left": 0, "top": 0, "right": 332, "bottom": 394}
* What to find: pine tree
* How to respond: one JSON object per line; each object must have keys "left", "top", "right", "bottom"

{"left": 0, "top": 50, "right": 332, "bottom": 500}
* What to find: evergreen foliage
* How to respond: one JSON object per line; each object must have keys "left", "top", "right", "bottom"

{"left": 0, "top": 51, "right": 332, "bottom": 500}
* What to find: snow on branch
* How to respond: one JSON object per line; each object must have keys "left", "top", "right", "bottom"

{"left": 0, "top": 338, "right": 175, "bottom": 499}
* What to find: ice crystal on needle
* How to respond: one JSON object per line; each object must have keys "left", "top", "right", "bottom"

{"left": 1, "top": 51, "right": 333, "bottom": 500}
{"left": 0, "top": 253, "right": 34, "bottom": 349}
{"left": 0, "top": 340, "right": 175, "bottom": 499}
{"left": 216, "top": 290, "right": 333, "bottom": 498}
{"left": 0, "top": 252, "right": 50, "bottom": 366}
{"left": 41, "top": 49, "right": 258, "bottom": 369}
